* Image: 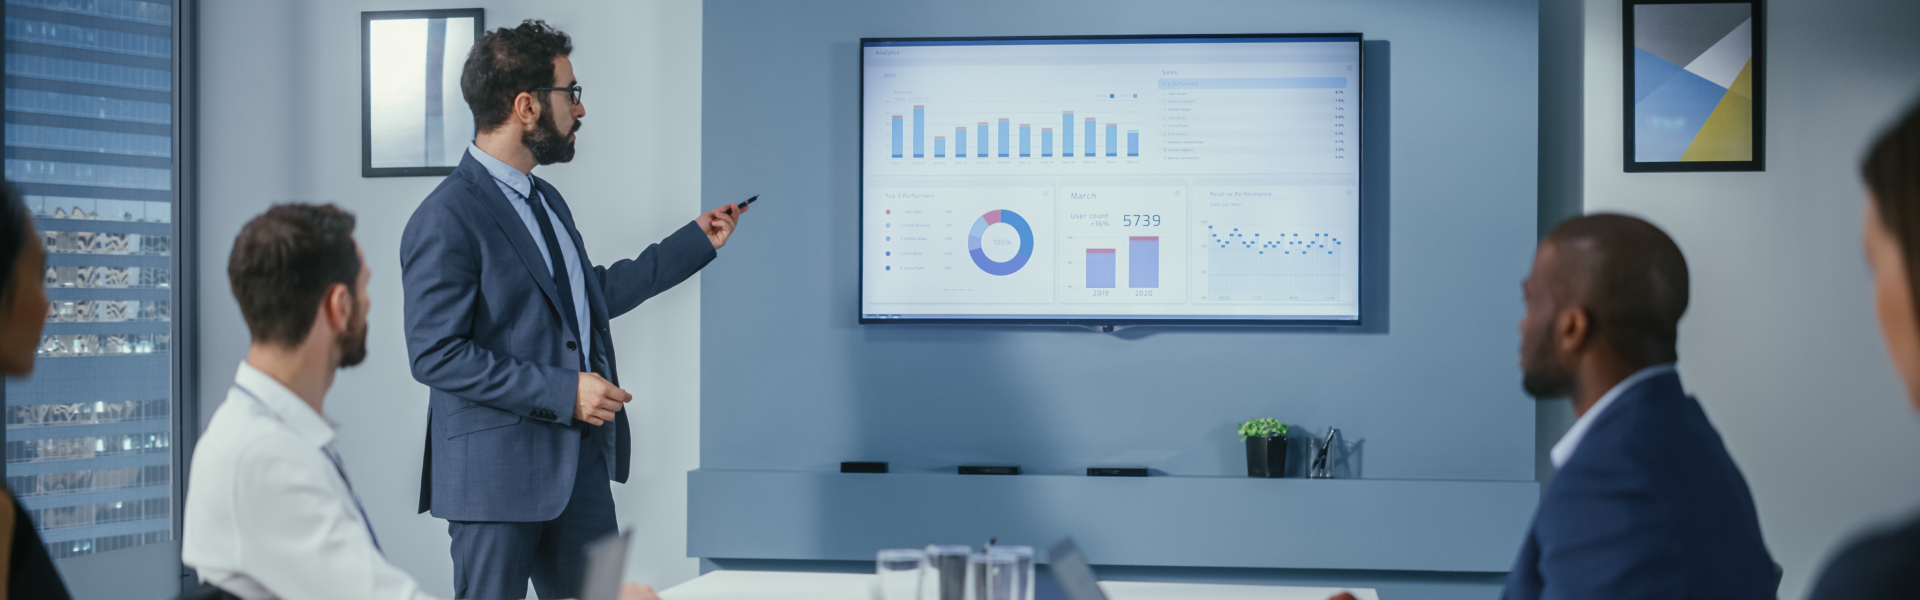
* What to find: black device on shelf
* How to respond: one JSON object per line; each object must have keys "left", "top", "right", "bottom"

{"left": 1087, "top": 467, "right": 1148, "bottom": 477}
{"left": 958, "top": 465, "right": 1021, "bottom": 475}
{"left": 840, "top": 461, "right": 889, "bottom": 473}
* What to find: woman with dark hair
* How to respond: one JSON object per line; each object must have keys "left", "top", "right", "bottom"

{"left": 0, "top": 180, "right": 72, "bottom": 598}
{"left": 1812, "top": 101, "right": 1920, "bottom": 598}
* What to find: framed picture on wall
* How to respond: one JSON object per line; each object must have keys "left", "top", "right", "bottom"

{"left": 362, "top": 9, "right": 484, "bottom": 177}
{"left": 1623, "top": 0, "right": 1764, "bottom": 172}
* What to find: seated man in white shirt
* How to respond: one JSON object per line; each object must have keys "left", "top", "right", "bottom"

{"left": 183, "top": 204, "right": 658, "bottom": 600}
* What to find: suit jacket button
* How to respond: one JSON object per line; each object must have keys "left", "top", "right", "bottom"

{"left": 566, "top": 341, "right": 577, "bottom": 351}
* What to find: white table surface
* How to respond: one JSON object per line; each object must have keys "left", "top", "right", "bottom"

{"left": 660, "top": 570, "right": 1380, "bottom": 600}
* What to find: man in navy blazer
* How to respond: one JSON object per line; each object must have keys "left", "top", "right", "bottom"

{"left": 400, "top": 21, "right": 746, "bottom": 600}
{"left": 1503, "top": 214, "right": 1777, "bottom": 599}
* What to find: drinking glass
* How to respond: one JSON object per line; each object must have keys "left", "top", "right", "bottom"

{"left": 988, "top": 546, "right": 1035, "bottom": 600}
{"left": 876, "top": 548, "right": 927, "bottom": 600}
{"left": 967, "top": 551, "right": 1018, "bottom": 600}
{"left": 924, "top": 545, "right": 972, "bottom": 600}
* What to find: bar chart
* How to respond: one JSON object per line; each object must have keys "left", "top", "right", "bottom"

{"left": 1053, "top": 186, "right": 1186, "bottom": 303}
{"left": 882, "top": 102, "right": 1143, "bottom": 162}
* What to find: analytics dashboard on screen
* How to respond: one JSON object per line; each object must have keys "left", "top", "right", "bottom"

{"left": 860, "top": 34, "right": 1362, "bottom": 324}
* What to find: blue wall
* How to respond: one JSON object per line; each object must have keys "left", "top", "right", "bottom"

{"left": 698, "top": 0, "right": 1539, "bottom": 596}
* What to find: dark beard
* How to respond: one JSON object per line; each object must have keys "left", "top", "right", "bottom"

{"left": 337, "top": 304, "right": 368, "bottom": 368}
{"left": 1522, "top": 369, "right": 1570, "bottom": 399}
{"left": 523, "top": 97, "right": 579, "bottom": 165}
{"left": 1520, "top": 319, "right": 1571, "bottom": 399}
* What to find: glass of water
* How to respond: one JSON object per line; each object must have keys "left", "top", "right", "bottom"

{"left": 967, "top": 551, "right": 1018, "bottom": 600}
{"left": 988, "top": 546, "right": 1035, "bottom": 600}
{"left": 924, "top": 545, "right": 972, "bottom": 600}
{"left": 877, "top": 548, "right": 927, "bottom": 600}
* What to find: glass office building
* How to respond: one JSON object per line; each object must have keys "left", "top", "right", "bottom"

{"left": 3, "top": 0, "right": 177, "bottom": 560}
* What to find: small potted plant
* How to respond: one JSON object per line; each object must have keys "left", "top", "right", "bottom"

{"left": 1239, "top": 418, "right": 1290, "bottom": 478}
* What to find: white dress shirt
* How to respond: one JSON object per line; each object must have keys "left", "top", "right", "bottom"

{"left": 1549, "top": 363, "right": 1678, "bottom": 468}
{"left": 183, "top": 362, "right": 439, "bottom": 600}
{"left": 467, "top": 143, "right": 592, "bottom": 362}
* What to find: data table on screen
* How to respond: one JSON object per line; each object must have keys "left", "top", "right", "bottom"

{"left": 862, "top": 35, "right": 1361, "bottom": 322}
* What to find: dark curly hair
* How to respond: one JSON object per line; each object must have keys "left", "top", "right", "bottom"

{"left": 461, "top": 19, "right": 573, "bottom": 134}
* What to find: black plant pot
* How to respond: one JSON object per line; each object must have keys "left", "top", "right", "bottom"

{"left": 1246, "top": 435, "right": 1289, "bottom": 478}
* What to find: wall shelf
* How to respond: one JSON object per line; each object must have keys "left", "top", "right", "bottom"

{"left": 688, "top": 469, "right": 1537, "bottom": 573}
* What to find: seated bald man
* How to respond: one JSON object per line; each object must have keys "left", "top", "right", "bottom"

{"left": 1504, "top": 214, "right": 1778, "bottom": 599}
{"left": 1332, "top": 214, "right": 1778, "bottom": 600}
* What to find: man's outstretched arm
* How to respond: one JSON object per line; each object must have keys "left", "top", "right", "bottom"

{"left": 596, "top": 203, "right": 743, "bottom": 318}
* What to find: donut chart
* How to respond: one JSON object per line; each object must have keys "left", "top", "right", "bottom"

{"left": 968, "top": 209, "right": 1035, "bottom": 276}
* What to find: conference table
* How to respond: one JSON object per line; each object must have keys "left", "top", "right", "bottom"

{"left": 659, "top": 570, "right": 1380, "bottom": 600}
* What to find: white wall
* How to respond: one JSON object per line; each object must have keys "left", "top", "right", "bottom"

{"left": 197, "top": 1, "right": 706, "bottom": 596}
{"left": 1580, "top": 0, "right": 1920, "bottom": 597}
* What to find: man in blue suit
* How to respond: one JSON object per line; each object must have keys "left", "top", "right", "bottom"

{"left": 400, "top": 20, "right": 747, "bottom": 600}
{"left": 1504, "top": 214, "right": 1776, "bottom": 599}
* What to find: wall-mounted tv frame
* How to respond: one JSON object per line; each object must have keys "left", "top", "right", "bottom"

{"left": 859, "top": 33, "right": 1364, "bottom": 327}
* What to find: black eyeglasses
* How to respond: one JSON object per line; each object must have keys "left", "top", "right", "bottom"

{"left": 529, "top": 85, "right": 583, "bottom": 105}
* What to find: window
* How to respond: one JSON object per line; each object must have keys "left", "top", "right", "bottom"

{"left": 3, "top": 0, "right": 180, "bottom": 561}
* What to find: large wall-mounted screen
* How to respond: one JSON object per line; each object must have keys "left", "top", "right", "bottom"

{"left": 860, "top": 34, "right": 1362, "bottom": 325}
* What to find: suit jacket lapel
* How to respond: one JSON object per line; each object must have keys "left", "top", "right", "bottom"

{"left": 458, "top": 154, "right": 565, "bottom": 319}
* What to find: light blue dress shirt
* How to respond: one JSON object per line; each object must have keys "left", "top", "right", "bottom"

{"left": 466, "top": 144, "right": 591, "bottom": 364}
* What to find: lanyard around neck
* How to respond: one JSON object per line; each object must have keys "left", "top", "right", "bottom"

{"left": 229, "top": 384, "right": 384, "bottom": 554}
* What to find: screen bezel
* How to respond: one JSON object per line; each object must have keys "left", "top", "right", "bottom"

{"left": 858, "top": 33, "right": 1365, "bottom": 327}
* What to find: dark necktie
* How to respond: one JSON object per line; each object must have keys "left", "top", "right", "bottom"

{"left": 519, "top": 179, "right": 583, "bottom": 365}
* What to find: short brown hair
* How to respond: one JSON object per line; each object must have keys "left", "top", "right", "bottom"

{"left": 228, "top": 204, "right": 359, "bottom": 346}
{"left": 1866, "top": 101, "right": 1920, "bottom": 322}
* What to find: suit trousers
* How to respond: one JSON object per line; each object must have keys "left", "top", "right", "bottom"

{"left": 448, "top": 438, "right": 615, "bottom": 600}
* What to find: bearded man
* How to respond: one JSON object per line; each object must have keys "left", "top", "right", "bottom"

{"left": 399, "top": 20, "right": 746, "bottom": 600}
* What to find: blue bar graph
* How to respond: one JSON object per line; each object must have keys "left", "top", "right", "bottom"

{"left": 1019, "top": 124, "right": 1030, "bottom": 157}
{"left": 1127, "top": 130, "right": 1139, "bottom": 157}
{"left": 1084, "top": 117, "right": 1095, "bottom": 157}
{"left": 935, "top": 136, "right": 945, "bottom": 158}
{"left": 1086, "top": 249, "right": 1116, "bottom": 288}
{"left": 955, "top": 128, "right": 966, "bottom": 159}
{"left": 1041, "top": 128, "right": 1053, "bottom": 157}
{"left": 998, "top": 119, "right": 1009, "bottom": 157}
{"left": 977, "top": 122, "right": 988, "bottom": 157}
{"left": 1129, "top": 236, "right": 1159, "bottom": 288}
{"left": 1063, "top": 112, "right": 1074, "bottom": 157}
{"left": 1105, "top": 123, "right": 1117, "bottom": 157}
{"left": 912, "top": 105, "right": 924, "bottom": 158}
{"left": 890, "top": 115, "right": 902, "bottom": 158}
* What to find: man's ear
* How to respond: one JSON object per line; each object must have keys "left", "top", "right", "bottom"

{"left": 322, "top": 283, "right": 352, "bottom": 333}
{"left": 1554, "top": 305, "right": 1591, "bottom": 354}
{"left": 512, "top": 91, "right": 540, "bottom": 127}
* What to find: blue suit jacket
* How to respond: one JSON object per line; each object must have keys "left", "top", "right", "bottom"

{"left": 1503, "top": 372, "right": 1779, "bottom": 600}
{"left": 401, "top": 153, "right": 715, "bottom": 522}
